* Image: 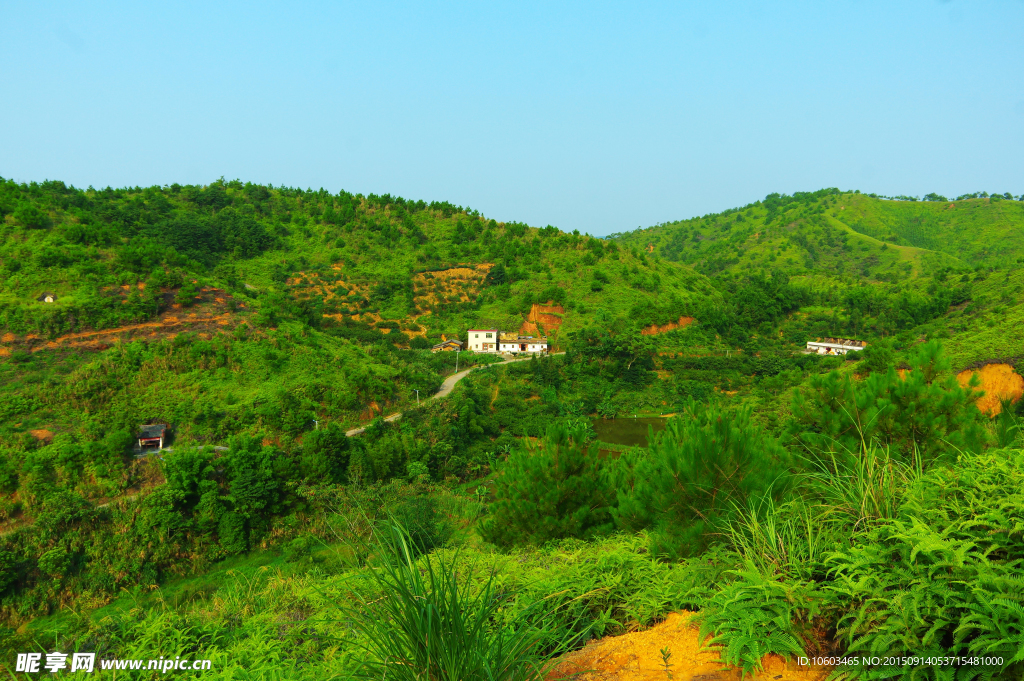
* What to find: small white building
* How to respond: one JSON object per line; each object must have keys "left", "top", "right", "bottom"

{"left": 467, "top": 328, "right": 499, "bottom": 353}
{"left": 806, "top": 338, "right": 867, "bottom": 356}
{"left": 499, "top": 332, "right": 549, "bottom": 355}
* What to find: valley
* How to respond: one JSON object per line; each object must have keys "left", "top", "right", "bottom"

{"left": 1, "top": 178, "right": 1023, "bottom": 679}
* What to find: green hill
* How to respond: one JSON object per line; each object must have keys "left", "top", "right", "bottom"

{"left": 0, "top": 177, "right": 712, "bottom": 341}
{"left": 0, "top": 175, "right": 716, "bottom": 494}
{"left": 614, "top": 189, "right": 1024, "bottom": 281}
{"left": 3, "top": 180, "right": 1023, "bottom": 677}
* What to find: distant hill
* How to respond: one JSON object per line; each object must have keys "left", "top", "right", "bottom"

{"left": 611, "top": 189, "right": 1024, "bottom": 285}
{"left": 0, "top": 177, "right": 717, "bottom": 347}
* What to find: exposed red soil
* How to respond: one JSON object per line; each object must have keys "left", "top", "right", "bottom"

{"left": 641, "top": 316, "right": 695, "bottom": 336}
{"left": 0, "top": 288, "right": 244, "bottom": 354}
{"left": 957, "top": 363, "right": 1024, "bottom": 416}
{"left": 520, "top": 302, "right": 565, "bottom": 336}
{"left": 28, "top": 429, "right": 53, "bottom": 443}
{"left": 546, "top": 612, "right": 828, "bottom": 681}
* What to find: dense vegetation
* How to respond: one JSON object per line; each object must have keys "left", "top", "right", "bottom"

{"left": 2, "top": 178, "right": 1023, "bottom": 679}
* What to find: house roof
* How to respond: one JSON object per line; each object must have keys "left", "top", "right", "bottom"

{"left": 138, "top": 424, "right": 167, "bottom": 439}
{"left": 809, "top": 338, "right": 866, "bottom": 348}
{"left": 432, "top": 339, "right": 463, "bottom": 349}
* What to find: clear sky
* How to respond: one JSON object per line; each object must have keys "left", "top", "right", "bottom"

{"left": 1, "top": 1, "right": 1022, "bottom": 236}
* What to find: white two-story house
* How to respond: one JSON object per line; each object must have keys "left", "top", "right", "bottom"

{"left": 467, "top": 328, "right": 499, "bottom": 353}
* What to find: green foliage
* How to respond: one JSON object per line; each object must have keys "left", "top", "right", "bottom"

{"left": 36, "top": 546, "right": 71, "bottom": 578}
{"left": 825, "top": 448, "right": 1024, "bottom": 679}
{"left": 791, "top": 341, "right": 986, "bottom": 465}
{"left": 858, "top": 338, "right": 894, "bottom": 374}
{"left": 340, "top": 521, "right": 572, "bottom": 681}
{"left": 481, "top": 421, "right": 613, "bottom": 547}
{"left": 613, "top": 403, "right": 793, "bottom": 559}
{"left": 696, "top": 563, "right": 821, "bottom": 676}
{"left": 300, "top": 423, "right": 350, "bottom": 482}
{"left": 391, "top": 495, "right": 453, "bottom": 557}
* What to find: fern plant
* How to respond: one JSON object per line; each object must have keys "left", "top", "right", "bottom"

{"left": 825, "top": 449, "right": 1024, "bottom": 680}
{"left": 694, "top": 561, "right": 823, "bottom": 677}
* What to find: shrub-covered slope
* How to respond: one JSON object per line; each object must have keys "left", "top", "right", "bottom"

{"left": 0, "top": 177, "right": 714, "bottom": 344}
{"left": 613, "top": 189, "right": 1024, "bottom": 281}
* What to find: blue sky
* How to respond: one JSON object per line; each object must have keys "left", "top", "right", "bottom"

{"left": 1, "top": 1, "right": 1022, "bottom": 236}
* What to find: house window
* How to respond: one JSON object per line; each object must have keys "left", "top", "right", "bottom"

{"left": 474, "top": 334, "right": 479, "bottom": 338}
{"left": 485, "top": 333, "right": 492, "bottom": 338}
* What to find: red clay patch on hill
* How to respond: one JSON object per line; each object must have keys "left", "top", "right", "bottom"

{"left": 520, "top": 302, "right": 565, "bottom": 336}
{"left": 28, "top": 430, "right": 53, "bottom": 444}
{"left": 546, "top": 612, "right": 828, "bottom": 681}
{"left": 0, "top": 288, "right": 245, "bottom": 354}
{"left": 956, "top": 364, "right": 1024, "bottom": 416}
{"left": 641, "top": 316, "right": 695, "bottom": 336}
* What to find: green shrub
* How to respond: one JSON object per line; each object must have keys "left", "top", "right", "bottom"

{"left": 612, "top": 403, "right": 793, "bottom": 559}
{"left": 341, "top": 522, "right": 574, "bottom": 681}
{"left": 409, "top": 335, "right": 432, "bottom": 349}
{"left": 696, "top": 563, "right": 823, "bottom": 676}
{"left": 391, "top": 495, "right": 452, "bottom": 557}
{"left": 791, "top": 340, "right": 986, "bottom": 465}
{"left": 300, "top": 423, "right": 351, "bottom": 482}
{"left": 826, "top": 451, "right": 1024, "bottom": 679}
{"left": 480, "top": 422, "right": 613, "bottom": 547}
{"left": 37, "top": 546, "right": 70, "bottom": 578}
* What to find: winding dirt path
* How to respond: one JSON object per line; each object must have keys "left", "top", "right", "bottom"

{"left": 345, "top": 353, "right": 563, "bottom": 437}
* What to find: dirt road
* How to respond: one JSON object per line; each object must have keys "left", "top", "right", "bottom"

{"left": 345, "top": 353, "right": 562, "bottom": 436}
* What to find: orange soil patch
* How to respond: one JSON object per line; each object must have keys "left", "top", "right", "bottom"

{"left": 28, "top": 430, "right": 53, "bottom": 443}
{"left": 520, "top": 302, "right": 565, "bottom": 336}
{"left": 547, "top": 612, "right": 827, "bottom": 681}
{"left": 357, "top": 401, "right": 383, "bottom": 422}
{"left": 1, "top": 292, "right": 241, "bottom": 354}
{"left": 641, "top": 316, "right": 695, "bottom": 336}
{"left": 957, "top": 363, "right": 1024, "bottom": 416}
{"left": 413, "top": 265, "right": 491, "bottom": 311}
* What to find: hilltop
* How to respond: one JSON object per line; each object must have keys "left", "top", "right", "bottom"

{"left": 0, "top": 177, "right": 713, "bottom": 347}
{"left": 612, "top": 189, "right": 1024, "bottom": 280}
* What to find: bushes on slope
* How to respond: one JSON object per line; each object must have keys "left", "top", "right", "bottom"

{"left": 613, "top": 403, "right": 793, "bottom": 559}
{"left": 480, "top": 421, "right": 614, "bottom": 547}
{"left": 790, "top": 340, "right": 987, "bottom": 465}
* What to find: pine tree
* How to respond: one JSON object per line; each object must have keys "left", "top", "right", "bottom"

{"left": 480, "top": 421, "right": 613, "bottom": 547}
{"left": 790, "top": 340, "right": 986, "bottom": 465}
{"left": 612, "top": 403, "right": 793, "bottom": 559}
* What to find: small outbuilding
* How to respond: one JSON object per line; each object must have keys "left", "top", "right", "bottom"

{"left": 431, "top": 339, "right": 464, "bottom": 353}
{"left": 137, "top": 424, "right": 168, "bottom": 450}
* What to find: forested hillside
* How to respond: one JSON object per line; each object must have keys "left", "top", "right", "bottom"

{"left": 2, "top": 179, "right": 1023, "bottom": 680}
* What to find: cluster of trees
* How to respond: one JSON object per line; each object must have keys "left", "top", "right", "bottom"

{"left": 482, "top": 342, "right": 988, "bottom": 559}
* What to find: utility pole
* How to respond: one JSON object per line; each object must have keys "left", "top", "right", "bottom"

{"left": 413, "top": 389, "right": 420, "bottom": 406}
{"left": 455, "top": 349, "right": 460, "bottom": 373}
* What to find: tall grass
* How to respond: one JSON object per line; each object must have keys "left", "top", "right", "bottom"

{"left": 725, "top": 497, "right": 842, "bottom": 580}
{"left": 804, "top": 443, "right": 920, "bottom": 530}
{"left": 337, "top": 521, "right": 581, "bottom": 681}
